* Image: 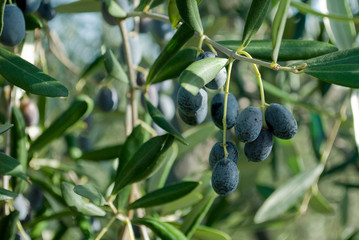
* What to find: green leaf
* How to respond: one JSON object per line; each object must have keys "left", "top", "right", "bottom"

{"left": 79, "top": 144, "right": 123, "bottom": 161}
{"left": 105, "top": 0, "right": 126, "bottom": 18}
{"left": 168, "top": 0, "right": 181, "bottom": 28}
{"left": 0, "top": 152, "right": 27, "bottom": 180}
{"left": 310, "top": 113, "right": 325, "bottom": 160}
{"left": 147, "top": 23, "right": 194, "bottom": 85}
{"left": 181, "top": 187, "right": 217, "bottom": 238}
{"left": 309, "top": 190, "right": 334, "bottom": 214}
{"left": 218, "top": 40, "right": 338, "bottom": 61}
{"left": 171, "top": 223, "right": 231, "bottom": 240}
{"left": 133, "top": 217, "right": 187, "bottom": 240}
{"left": 103, "top": 47, "right": 129, "bottom": 84}
{"left": 180, "top": 57, "right": 228, "bottom": 96}
{"left": 176, "top": 0, "right": 203, "bottom": 34}
{"left": 0, "top": 188, "right": 17, "bottom": 201}
{"left": 0, "top": 124, "right": 12, "bottom": 134}
{"left": 0, "top": 48, "right": 68, "bottom": 97}
{"left": 254, "top": 164, "right": 324, "bottom": 223}
{"left": 74, "top": 183, "right": 106, "bottom": 206}
{"left": 324, "top": 0, "right": 356, "bottom": 50}
{"left": 301, "top": 47, "right": 359, "bottom": 88}
{"left": 24, "top": 14, "right": 43, "bottom": 30}
{"left": 178, "top": 122, "right": 218, "bottom": 157}
{"left": 79, "top": 55, "right": 104, "bottom": 80}
{"left": 55, "top": 0, "right": 101, "bottom": 13}
{"left": 0, "top": 211, "right": 19, "bottom": 240}
{"left": 112, "top": 134, "right": 174, "bottom": 195}
{"left": 145, "top": 96, "right": 188, "bottom": 145}
{"left": 241, "top": 0, "right": 270, "bottom": 48}
{"left": 271, "top": 0, "right": 291, "bottom": 63}
{"left": 151, "top": 48, "right": 197, "bottom": 84}
{"left": 0, "top": 0, "right": 5, "bottom": 36}
{"left": 61, "top": 182, "right": 106, "bottom": 217}
{"left": 117, "top": 124, "right": 151, "bottom": 174}
{"left": 128, "top": 181, "right": 199, "bottom": 209}
{"left": 147, "top": 143, "right": 178, "bottom": 191}
{"left": 29, "top": 95, "right": 94, "bottom": 156}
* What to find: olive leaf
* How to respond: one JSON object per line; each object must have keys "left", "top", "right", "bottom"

{"left": 176, "top": 0, "right": 203, "bottom": 34}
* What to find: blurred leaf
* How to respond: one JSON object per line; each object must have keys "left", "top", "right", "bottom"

{"left": 133, "top": 217, "right": 187, "bottom": 240}
{"left": 181, "top": 188, "right": 217, "bottom": 238}
{"left": 0, "top": 48, "right": 68, "bottom": 97}
{"left": 335, "top": 182, "right": 359, "bottom": 189}
{"left": 324, "top": 0, "right": 356, "bottom": 50}
{"left": 180, "top": 57, "right": 228, "bottom": 96}
{"left": 309, "top": 190, "right": 334, "bottom": 214}
{"left": 271, "top": 0, "right": 291, "bottom": 63}
{"left": 310, "top": 113, "right": 325, "bottom": 160}
{"left": 0, "top": 0, "right": 5, "bottom": 35}
{"left": 300, "top": 47, "right": 359, "bottom": 88}
{"left": 171, "top": 222, "right": 231, "bottom": 240}
{"left": 61, "top": 182, "right": 106, "bottom": 217}
{"left": 114, "top": 185, "right": 132, "bottom": 210}
{"left": 103, "top": 47, "right": 129, "bottom": 84}
{"left": 241, "top": 0, "right": 270, "bottom": 48}
{"left": 151, "top": 48, "right": 197, "bottom": 84}
{"left": 254, "top": 164, "right": 324, "bottom": 223}
{"left": 0, "top": 210, "right": 19, "bottom": 240}
{"left": 79, "top": 55, "right": 104, "bottom": 80}
{"left": 11, "top": 107, "right": 28, "bottom": 193}
{"left": 291, "top": 1, "right": 359, "bottom": 23}
{"left": 323, "top": 148, "right": 358, "bottom": 176}
{"left": 351, "top": 90, "right": 359, "bottom": 152}
{"left": 0, "top": 152, "right": 27, "bottom": 180}
{"left": 176, "top": 0, "right": 203, "bottom": 34}
{"left": 147, "top": 143, "right": 178, "bottom": 191}
{"left": 168, "top": 0, "right": 181, "bottom": 28}
{"left": 24, "top": 14, "right": 43, "bottom": 30}
{"left": 0, "top": 124, "right": 12, "bottom": 134}
{"left": 74, "top": 183, "right": 106, "bottom": 206}
{"left": 134, "top": 0, "right": 150, "bottom": 11}
{"left": 256, "top": 184, "right": 275, "bottom": 199}
{"left": 178, "top": 122, "right": 218, "bottom": 157}
{"left": 0, "top": 188, "right": 17, "bottom": 201}
{"left": 145, "top": 96, "right": 188, "bottom": 145}
{"left": 112, "top": 134, "right": 174, "bottom": 195}
{"left": 29, "top": 95, "right": 94, "bottom": 156}
{"left": 275, "top": 139, "right": 303, "bottom": 174}
{"left": 55, "top": 0, "right": 101, "bottom": 13}
{"left": 104, "top": 0, "right": 126, "bottom": 18}
{"left": 340, "top": 187, "right": 349, "bottom": 225}
{"left": 128, "top": 181, "right": 199, "bottom": 209}
{"left": 79, "top": 144, "right": 123, "bottom": 161}
{"left": 117, "top": 124, "right": 151, "bottom": 174}
{"left": 147, "top": 23, "right": 194, "bottom": 85}
{"left": 219, "top": 40, "right": 338, "bottom": 61}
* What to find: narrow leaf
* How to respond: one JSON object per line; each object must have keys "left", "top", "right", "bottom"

{"left": 128, "top": 181, "right": 199, "bottom": 209}
{"left": 180, "top": 57, "right": 228, "bottom": 96}
{"left": 61, "top": 182, "right": 106, "bottom": 217}
{"left": 104, "top": 0, "right": 126, "bottom": 18}
{"left": 0, "top": 48, "right": 68, "bottom": 97}
{"left": 133, "top": 217, "right": 187, "bottom": 240}
{"left": 271, "top": 0, "right": 291, "bottom": 63}
{"left": 254, "top": 164, "right": 324, "bottom": 223}
{"left": 0, "top": 211, "right": 19, "bottom": 240}
{"left": 171, "top": 223, "right": 231, "bottom": 240}
{"left": 146, "top": 96, "right": 188, "bottom": 145}
{"left": 74, "top": 184, "right": 106, "bottom": 206}
{"left": 310, "top": 113, "right": 325, "bottom": 160}
{"left": 0, "top": 152, "right": 27, "bottom": 180}
{"left": 181, "top": 188, "right": 217, "bottom": 238}
{"left": 112, "top": 134, "right": 174, "bottom": 195}
{"left": 309, "top": 190, "right": 334, "bottom": 214}
{"left": 168, "top": 0, "right": 181, "bottom": 28}
{"left": 29, "top": 95, "right": 94, "bottom": 156}
{"left": 24, "top": 14, "right": 43, "bottom": 30}
{"left": 103, "top": 47, "right": 129, "bottom": 84}
{"left": 0, "top": 0, "right": 5, "bottom": 35}
{"left": 241, "top": 0, "right": 270, "bottom": 48}
{"left": 0, "top": 124, "right": 12, "bottom": 134}
{"left": 176, "top": 0, "right": 203, "bottom": 34}
{"left": 55, "top": 1, "right": 101, "bottom": 13}
{"left": 151, "top": 48, "right": 197, "bottom": 84}
{"left": 147, "top": 23, "right": 194, "bottom": 85}
{"left": 0, "top": 188, "right": 17, "bottom": 201}
{"left": 79, "top": 144, "right": 123, "bottom": 161}
{"left": 219, "top": 39, "right": 338, "bottom": 61}
{"left": 79, "top": 55, "right": 104, "bottom": 80}
{"left": 301, "top": 47, "right": 359, "bottom": 88}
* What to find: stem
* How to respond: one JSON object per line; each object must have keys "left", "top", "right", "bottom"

{"left": 17, "top": 221, "right": 30, "bottom": 240}
{"left": 197, "top": 35, "right": 205, "bottom": 56}
{"left": 95, "top": 215, "right": 117, "bottom": 240}
{"left": 222, "top": 59, "right": 235, "bottom": 158}
{"left": 127, "top": 12, "right": 171, "bottom": 24}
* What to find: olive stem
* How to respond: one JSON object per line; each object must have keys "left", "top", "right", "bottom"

{"left": 197, "top": 34, "right": 205, "bottom": 56}
{"left": 94, "top": 215, "right": 117, "bottom": 240}
{"left": 222, "top": 59, "right": 235, "bottom": 159}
